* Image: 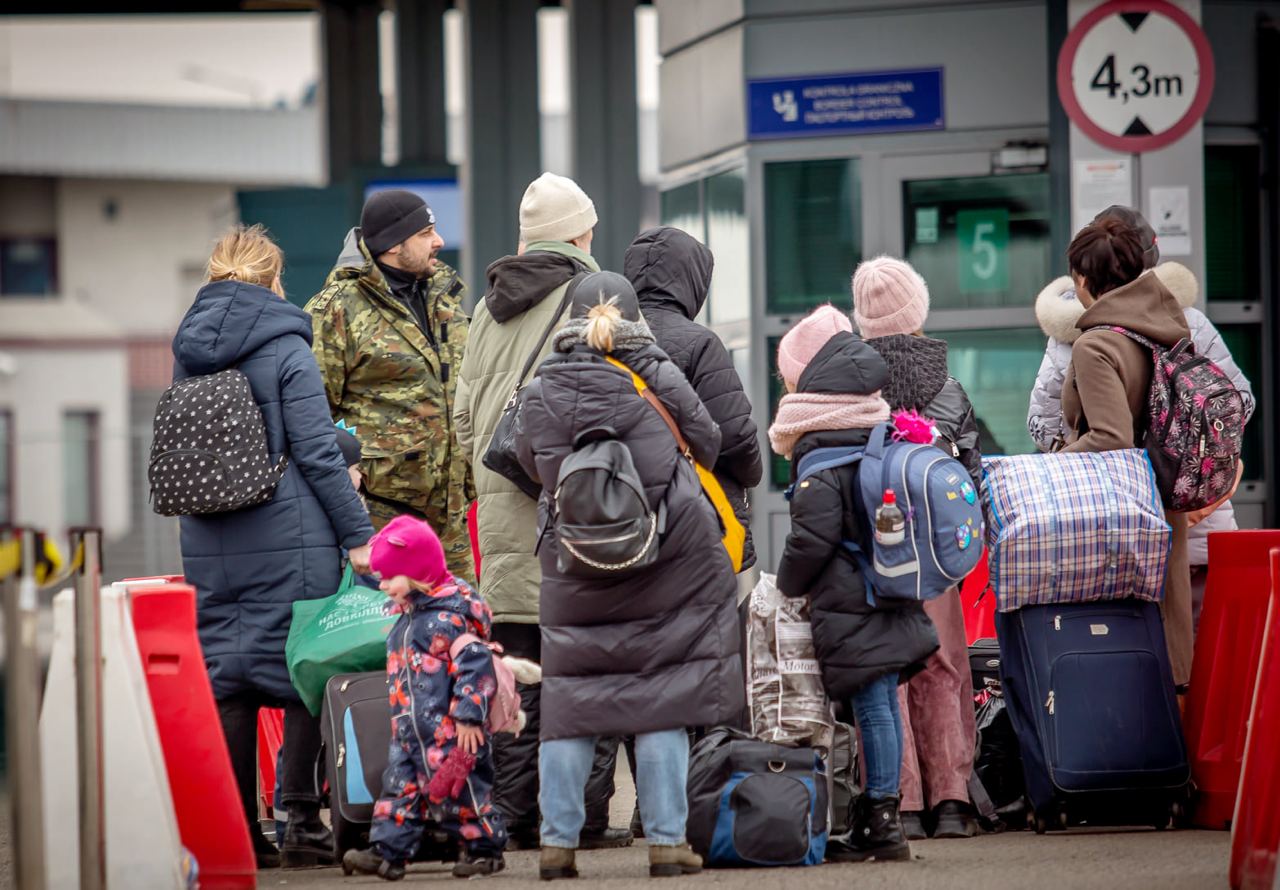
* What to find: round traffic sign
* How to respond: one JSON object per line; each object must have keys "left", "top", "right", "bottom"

{"left": 1057, "top": 0, "right": 1215, "bottom": 153}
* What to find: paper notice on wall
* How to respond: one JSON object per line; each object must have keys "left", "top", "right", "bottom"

{"left": 1149, "top": 186, "right": 1192, "bottom": 256}
{"left": 1073, "top": 158, "right": 1133, "bottom": 235}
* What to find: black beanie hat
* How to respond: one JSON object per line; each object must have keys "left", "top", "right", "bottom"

{"left": 334, "top": 426, "right": 362, "bottom": 468}
{"left": 361, "top": 189, "right": 436, "bottom": 256}
{"left": 568, "top": 271, "right": 641, "bottom": 322}
{"left": 1094, "top": 205, "right": 1159, "bottom": 270}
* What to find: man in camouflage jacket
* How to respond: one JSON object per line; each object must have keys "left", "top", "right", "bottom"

{"left": 305, "top": 191, "right": 475, "bottom": 583}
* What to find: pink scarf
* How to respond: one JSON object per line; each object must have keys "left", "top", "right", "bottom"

{"left": 768, "top": 392, "right": 892, "bottom": 459}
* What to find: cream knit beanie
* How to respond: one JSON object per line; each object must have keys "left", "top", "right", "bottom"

{"left": 852, "top": 256, "right": 931, "bottom": 339}
{"left": 519, "top": 172, "right": 598, "bottom": 244}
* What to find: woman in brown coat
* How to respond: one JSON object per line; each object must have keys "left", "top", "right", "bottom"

{"left": 1060, "top": 216, "right": 1193, "bottom": 687}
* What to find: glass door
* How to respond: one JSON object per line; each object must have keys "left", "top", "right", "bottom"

{"left": 878, "top": 153, "right": 1053, "bottom": 456}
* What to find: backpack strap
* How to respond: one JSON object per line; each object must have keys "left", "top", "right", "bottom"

{"left": 784, "top": 447, "right": 865, "bottom": 501}
{"left": 448, "top": 632, "right": 501, "bottom": 663}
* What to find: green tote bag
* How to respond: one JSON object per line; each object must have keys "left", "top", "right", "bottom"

{"left": 286, "top": 564, "right": 394, "bottom": 715}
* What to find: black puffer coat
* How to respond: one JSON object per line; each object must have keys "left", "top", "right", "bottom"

{"left": 775, "top": 334, "right": 938, "bottom": 701}
{"left": 865, "top": 334, "right": 983, "bottom": 487}
{"left": 625, "top": 227, "right": 763, "bottom": 567}
{"left": 514, "top": 342, "right": 744, "bottom": 741}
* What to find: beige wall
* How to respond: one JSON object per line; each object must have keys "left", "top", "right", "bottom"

{"left": 56, "top": 178, "right": 238, "bottom": 335}
{"left": 0, "top": 342, "right": 130, "bottom": 540}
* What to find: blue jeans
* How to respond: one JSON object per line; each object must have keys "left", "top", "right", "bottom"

{"left": 851, "top": 673, "right": 903, "bottom": 799}
{"left": 540, "top": 730, "right": 688, "bottom": 848}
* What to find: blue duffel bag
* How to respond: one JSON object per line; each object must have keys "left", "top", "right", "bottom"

{"left": 686, "top": 728, "right": 828, "bottom": 867}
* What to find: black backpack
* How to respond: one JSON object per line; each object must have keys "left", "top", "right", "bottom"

{"left": 550, "top": 430, "right": 660, "bottom": 577}
{"left": 149, "top": 369, "right": 287, "bottom": 516}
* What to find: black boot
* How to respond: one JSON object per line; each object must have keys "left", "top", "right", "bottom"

{"left": 342, "top": 847, "right": 406, "bottom": 881}
{"left": 629, "top": 803, "right": 645, "bottom": 839}
{"left": 251, "top": 822, "right": 281, "bottom": 869}
{"left": 900, "top": 810, "right": 928, "bottom": 841}
{"left": 281, "top": 804, "right": 336, "bottom": 868}
{"left": 930, "top": 799, "right": 979, "bottom": 838}
{"left": 826, "top": 795, "right": 911, "bottom": 863}
{"left": 579, "top": 827, "right": 634, "bottom": 850}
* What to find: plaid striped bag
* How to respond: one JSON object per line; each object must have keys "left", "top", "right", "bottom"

{"left": 981, "top": 449, "right": 1171, "bottom": 612}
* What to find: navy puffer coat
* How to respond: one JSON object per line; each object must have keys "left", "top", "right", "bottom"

{"left": 172, "top": 280, "right": 374, "bottom": 702}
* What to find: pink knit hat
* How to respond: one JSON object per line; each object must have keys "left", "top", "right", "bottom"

{"left": 852, "top": 256, "right": 930, "bottom": 339}
{"left": 369, "top": 515, "right": 450, "bottom": 588}
{"left": 777, "top": 305, "right": 853, "bottom": 387}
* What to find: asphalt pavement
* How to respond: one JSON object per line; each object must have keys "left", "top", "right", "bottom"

{"left": 260, "top": 828, "right": 1230, "bottom": 890}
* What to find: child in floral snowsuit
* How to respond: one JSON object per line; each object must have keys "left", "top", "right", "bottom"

{"left": 342, "top": 515, "right": 508, "bottom": 881}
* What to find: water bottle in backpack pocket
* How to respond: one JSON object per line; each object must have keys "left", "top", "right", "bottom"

{"left": 786, "top": 421, "right": 983, "bottom": 603}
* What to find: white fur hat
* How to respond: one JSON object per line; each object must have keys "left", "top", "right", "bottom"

{"left": 1034, "top": 262, "right": 1198, "bottom": 344}
{"left": 518, "top": 172, "right": 598, "bottom": 245}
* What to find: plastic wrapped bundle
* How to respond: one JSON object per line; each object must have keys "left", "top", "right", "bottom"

{"left": 746, "top": 573, "right": 833, "bottom": 749}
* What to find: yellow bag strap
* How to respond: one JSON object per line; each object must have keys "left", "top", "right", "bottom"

{"left": 605, "top": 356, "right": 693, "bottom": 460}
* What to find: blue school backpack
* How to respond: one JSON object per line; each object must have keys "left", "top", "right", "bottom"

{"left": 785, "top": 421, "right": 983, "bottom": 603}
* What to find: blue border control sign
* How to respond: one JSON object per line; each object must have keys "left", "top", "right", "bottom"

{"left": 747, "top": 68, "right": 944, "bottom": 140}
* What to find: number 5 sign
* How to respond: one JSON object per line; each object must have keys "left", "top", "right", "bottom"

{"left": 1058, "top": 1, "right": 1214, "bottom": 153}
{"left": 958, "top": 209, "right": 1009, "bottom": 294}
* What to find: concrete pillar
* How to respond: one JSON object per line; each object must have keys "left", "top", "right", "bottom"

{"left": 397, "top": 0, "right": 449, "bottom": 165}
{"left": 322, "top": 0, "right": 383, "bottom": 182}
{"left": 567, "top": 0, "right": 641, "bottom": 274}
{"left": 460, "top": 0, "right": 542, "bottom": 290}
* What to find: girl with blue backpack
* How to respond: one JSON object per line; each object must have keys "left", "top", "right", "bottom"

{"left": 769, "top": 305, "right": 939, "bottom": 863}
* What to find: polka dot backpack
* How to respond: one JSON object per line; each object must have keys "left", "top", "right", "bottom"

{"left": 149, "top": 369, "right": 287, "bottom": 516}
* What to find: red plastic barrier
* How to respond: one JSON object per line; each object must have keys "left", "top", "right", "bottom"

{"left": 128, "top": 583, "right": 255, "bottom": 888}
{"left": 468, "top": 501, "right": 481, "bottom": 579}
{"left": 258, "top": 709, "right": 285, "bottom": 814}
{"left": 1185, "top": 530, "right": 1280, "bottom": 830}
{"left": 959, "top": 547, "right": 995, "bottom": 645}
{"left": 1228, "top": 548, "right": 1280, "bottom": 889}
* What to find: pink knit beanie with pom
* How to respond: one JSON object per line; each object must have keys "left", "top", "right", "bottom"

{"left": 777, "top": 305, "right": 853, "bottom": 388}
{"left": 369, "top": 515, "right": 451, "bottom": 588}
{"left": 852, "top": 256, "right": 930, "bottom": 339}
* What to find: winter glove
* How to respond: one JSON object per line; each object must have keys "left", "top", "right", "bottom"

{"left": 428, "top": 746, "right": 477, "bottom": 803}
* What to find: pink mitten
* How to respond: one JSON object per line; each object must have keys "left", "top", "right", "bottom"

{"left": 428, "top": 747, "right": 477, "bottom": 803}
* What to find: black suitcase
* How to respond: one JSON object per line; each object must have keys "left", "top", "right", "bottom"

{"left": 320, "top": 671, "right": 459, "bottom": 860}
{"left": 995, "top": 599, "right": 1190, "bottom": 833}
{"left": 969, "top": 637, "right": 1002, "bottom": 696}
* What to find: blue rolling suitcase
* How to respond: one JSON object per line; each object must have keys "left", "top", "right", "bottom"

{"left": 995, "top": 599, "right": 1190, "bottom": 832}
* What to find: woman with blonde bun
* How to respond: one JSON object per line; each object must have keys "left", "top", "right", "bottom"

{"left": 512, "top": 271, "right": 742, "bottom": 881}
{"left": 172, "top": 224, "right": 374, "bottom": 869}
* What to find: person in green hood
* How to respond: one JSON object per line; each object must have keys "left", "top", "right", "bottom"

{"left": 455, "top": 172, "right": 632, "bottom": 851}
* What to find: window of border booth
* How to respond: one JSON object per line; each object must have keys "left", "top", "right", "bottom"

{"left": 929, "top": 327, "right": 1047, "bottom": 458}
{"left": 659, "top": 169, "right": 749, "bottom": 325}
{"left": 765, "top": 158, "right": 861, "bottom": 315}
{"left": 903, "top": 173, "right": 1051, "bottom": 312}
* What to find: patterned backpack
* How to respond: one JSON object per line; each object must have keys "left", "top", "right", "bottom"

{"left": 148, "top": 369, "right": 287, "bottom": 516}
{"left": 1104, "top": 327, "right": 1245, "bottom": 513}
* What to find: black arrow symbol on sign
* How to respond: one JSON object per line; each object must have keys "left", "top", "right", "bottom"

{"left": 1124, "top": 116, "right": 1153, "bottom": 136}
{"left": 1120, "top": 12, "right": 1149, "bottom": 31}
